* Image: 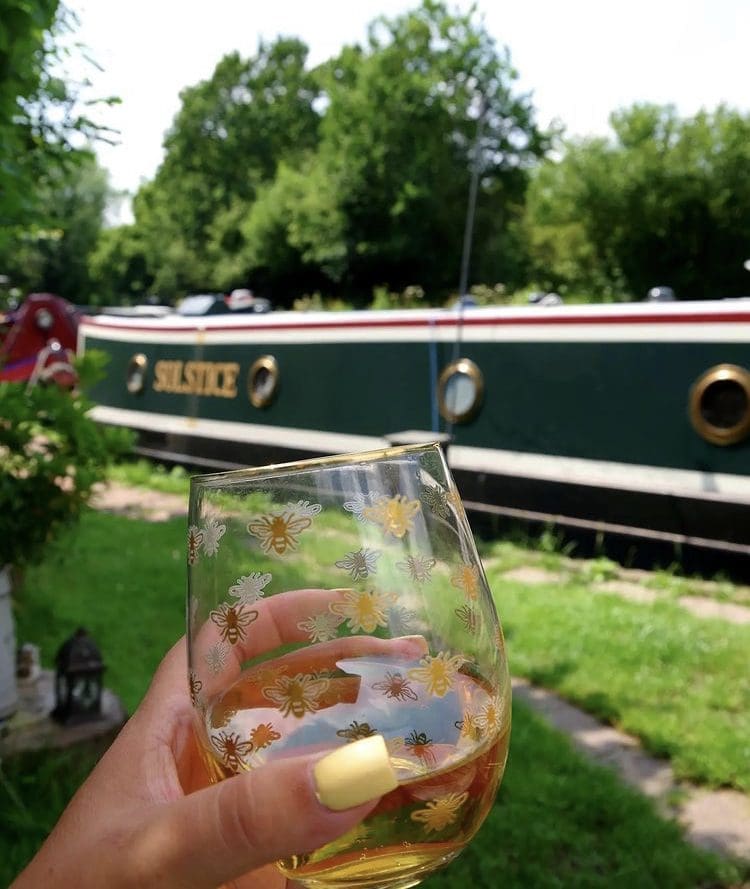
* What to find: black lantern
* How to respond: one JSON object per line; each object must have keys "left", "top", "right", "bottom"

{"left": 52, "top": 627, "right": 105, "bottom": 725}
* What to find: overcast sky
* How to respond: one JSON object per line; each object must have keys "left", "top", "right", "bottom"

{"left": 64, "top": 0, "right": 750, "bottom": 195}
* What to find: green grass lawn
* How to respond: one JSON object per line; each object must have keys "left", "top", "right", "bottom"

{"left": 107, "top": 457, "right": 193, "bottom": 497}
{"left": 484, "top": 555, "right": 750, "bottom": 793}
{"left": 424, "top": 701, "right": 744, "bottom": 889}
{"left": 14, "top": 510, "right": 186, "bottom": 713}
{"left": 1, "top": 505, "right": 748, "bottom": 886}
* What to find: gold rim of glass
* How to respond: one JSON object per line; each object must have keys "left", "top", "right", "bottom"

{"left": 190, "top": 440, "right": 444, "bottom": 489}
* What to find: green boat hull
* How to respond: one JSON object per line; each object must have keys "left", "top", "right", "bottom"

{"left": 79, "top": 300, "right": 750, "bottom": 559}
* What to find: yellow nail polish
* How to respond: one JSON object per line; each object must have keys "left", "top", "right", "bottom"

{"left": 314, "top": 734, "right": 398, "bottom": 811}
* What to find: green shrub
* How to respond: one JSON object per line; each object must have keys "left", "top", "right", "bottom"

{"left": 0, "top": 356, "right": 133, "bottom": 569}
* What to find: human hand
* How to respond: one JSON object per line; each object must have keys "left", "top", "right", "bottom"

{"left": 11, "top": 609, "right": 413, "bottom": 889}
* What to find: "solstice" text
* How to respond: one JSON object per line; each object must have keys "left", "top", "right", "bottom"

{"left": 153, "top": 360, "right": 240, "bottom": 398}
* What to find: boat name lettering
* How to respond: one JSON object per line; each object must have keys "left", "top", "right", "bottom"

{"left": 153, "top": 360, "right": 239, "bottom": 398}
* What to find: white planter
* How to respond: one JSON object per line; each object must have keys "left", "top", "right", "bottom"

{"left": 0, "top": 564, "right": 18, "bottom": 720}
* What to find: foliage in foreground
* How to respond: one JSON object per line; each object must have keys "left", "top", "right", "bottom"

{"left": 0, "top": 372, "right": 132, "bottom": 569}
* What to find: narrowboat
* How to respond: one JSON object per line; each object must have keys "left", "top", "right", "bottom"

{"left": 0, "top": 293, "right": 78, "bottom": 386}
{"left": 76, "top": 296, "right": 750, "bottom": 569}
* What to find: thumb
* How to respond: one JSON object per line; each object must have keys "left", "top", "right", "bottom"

{"left": 129, "top": 735, "right": 398, "bottom": 889}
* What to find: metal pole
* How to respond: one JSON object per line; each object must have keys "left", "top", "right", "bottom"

{"left": 457, "top": 103, "right": 486, "bottom": 301}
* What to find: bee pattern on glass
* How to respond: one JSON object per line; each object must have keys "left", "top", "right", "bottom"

{"left": 247, "top": 501, "right": 321, "bottom": 555}
{"left": 210, "top": 603, "right": 259, "bottom": 645}
{"left": 372, "top": 671, "right": 418, "bottom": 702}
{"left": 404, "top": 730, "right": 436, "bottom": 765}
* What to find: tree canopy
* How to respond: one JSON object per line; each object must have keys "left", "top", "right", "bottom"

{"left": 524, "top": 103, "right": 750, "bottom": 301}
{"left": 3, "top": 1, "right": 750, "bottom": 307}
{"left": 131, "top": 37, "right": 322, "bottom": 297}
{"left": 302, "top": 0, "right": 547, "bottom": 298}
{"left": 0, "top": 0, "right": 117, "bottom": 303}
{"left": 123, "top": 1, "right": 549, "bottom": 306}
{"left": 0, "top": 0, "right": 61, "bottom": 231}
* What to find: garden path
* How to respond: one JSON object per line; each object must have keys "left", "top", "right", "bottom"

{"left": 91, "top": 481, "right": 750, "bottom": 864}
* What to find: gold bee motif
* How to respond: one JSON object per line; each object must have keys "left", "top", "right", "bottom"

{"left": 262, "top": 672, "right": 330, "bottom": 718}
{"left": 421, "top": 484, "right": 450, "bottom": 518}
{"left": 200, "top": 517, "right": 226, "bottom": 557}
{"left": 336, "top": 721, "right": 377, "bottom": 742}
{"left": 187, "top": 526, "right": 203, "bottom": 565}
{"left": 210, "top": 702, "right": 237, "bottom": 729}
{"left": 455, "top": 712, "right": 483, "bottom": 742}
{"left": 404, "top": 730, "right": 435, "bottom": 764}
{"left": 211, "top": 731, "right": 254, "bottom": 772}
{"left": 451, "top": 563, "right": 480, "bottom": 600}
{"left": 372, "top": 671, "right": 418, "bottom": 701}
{"left": 188, "top": 671, "right": 202, "bottom": 706}
{"left": 254, "top": 664, "right": 290, "bottom": 688}
{"left": 454, "top": 603, "right": 479, "bottom": 633}
{"left": 335, "top": 548, "right": 381, "bottom": 580}
{"left": 250, "top": 722, "right": 281, "bottom": 750}
{"left": 408, "top": 651, "right": 465, "bottom": 697}
{"left": 204, "top": 642, "right": 229, "bottom": 675}
{"left": 386, "top": 604, "right": 419, "bottom": 635}
{"left": 396, "top": 554, "right": 436, "bottom": 585}
{"left": 247, "top": 501, "right": 321, "bottom": 555}
{"left": 210, "top": 603, "right": 259, "bottom": 645}
{"left": 329, "top": 588, "right": 393, "bottom": 634}
{"left": 476, "top": 696, "right": 503, "bottom": 735}
{"left": 362, "top": 495, "right": 421, "bottom": 538}
{"left": 411, "top": 792, "right": 469, "bottom": 833}
{"left": 297, "top": 611, "right": 343, "bottom": 643}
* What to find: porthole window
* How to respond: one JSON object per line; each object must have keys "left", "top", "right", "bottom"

{"left": 689, "top": 363, "right": 750, "bottom": 446}
{"left": 437, "top": 358, "right": 484, "bottom": 424}
{"left": 126, "top": 354, "right": 148, "bottom": 394}
{"left": 248, "top": 355, "right": 279, "bottom": 408}
{"left": 34, "top": 308, "right": 54, "bottom": 331}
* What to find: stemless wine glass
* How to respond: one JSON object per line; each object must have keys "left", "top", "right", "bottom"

{"left": 187, "top": 442, "right": 511, "bottom": 889}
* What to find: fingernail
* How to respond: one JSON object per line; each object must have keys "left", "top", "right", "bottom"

{"left": 400, "top": 634, "right": 428, "bottom": 648}
{"left": 313, "top": 735, "right": 398, "bottom": 811}
{"left": 395, "top": 634, "right": 429, "bottom": 658}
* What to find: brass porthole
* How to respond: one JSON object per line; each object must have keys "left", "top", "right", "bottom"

{"left": 126, "top": 353, "right": 148, "bottom": 394}
{"left": 689, "top": 363, "right": 750, "bottom": 446}
{"left": 437, "top": 357, "right": 484, "bottom": 424}
{"left": 247, "top": 355, "right": 279, "bottom": 408}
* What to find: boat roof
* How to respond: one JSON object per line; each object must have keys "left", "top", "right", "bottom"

{"left": 80, "top": 298, "right": 750, "bottom": 334}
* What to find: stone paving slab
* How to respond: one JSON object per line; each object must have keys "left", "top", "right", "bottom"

{"left": 596, "top": 579, "right": 658, "bottom": 604}
{"left": 512, "top": 677, "right": 750, "bottom": 863}
{"left": 0, "top": 671, "right": 127, "bottom": 757}
{"left": 500, "top": 563, "right": 750, "bottom": 625}
{"left": 501, "top": 566, "right": 563, "bottom": 586}
{"left": 678, "top": 595, "right": 750, "bottom": 624}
